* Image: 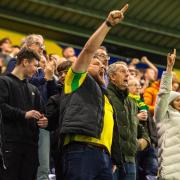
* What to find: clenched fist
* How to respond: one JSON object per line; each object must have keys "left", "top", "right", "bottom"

{"left": 106, "top": 4, "right": 128, "bottom": 27}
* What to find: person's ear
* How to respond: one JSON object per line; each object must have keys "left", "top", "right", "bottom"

{"left": 109, "top": 73, "right": 116, "bottom": 82}
{"left": 22, "top": 59, "right": 29, "bottom": 67}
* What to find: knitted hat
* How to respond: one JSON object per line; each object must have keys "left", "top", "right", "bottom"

{"left": 168, "top": 91, "right": 180, "bottom": 104}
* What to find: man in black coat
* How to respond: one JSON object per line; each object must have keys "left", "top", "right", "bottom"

{"left": 0, "top": 48, "right": 48, "bottom": 180}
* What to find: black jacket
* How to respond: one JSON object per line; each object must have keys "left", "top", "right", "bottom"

{"left": 0, "top": 74, "right": 42, "bottom": 146}
{"left": 46, "top": 85, "right": 62, "bottom": 131}
{"left": 59, "top": 74, "right": 108, "bottom": 139}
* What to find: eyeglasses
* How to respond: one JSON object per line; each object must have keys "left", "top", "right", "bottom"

{"left": 33, "top": 42, "right": 45, "bottom": 51}
{"left": 94, "top": 53, "right": 110, "bottom": 61}
{"left": 128, "top": 84, "right": 141, "bottom": 88}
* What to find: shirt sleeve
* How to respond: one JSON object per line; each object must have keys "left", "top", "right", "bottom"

{"left": 64, "top": 68, "right": 87, "bottom": 94}
{"left": 0, "top": 77, "right": 26, "bottom": 121}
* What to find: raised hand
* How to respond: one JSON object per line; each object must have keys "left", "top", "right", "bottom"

{"left": 130, "top": 58, "right": 140, "bottom": 65}
{"left": 45, "top": 62, "right": 54, "bottom": 80}
{"left": 106, "top": 4, "right": 128, "bottom": 27}
{"left": 141, "top": 56, "right": 148, "bottom": 64}
{"left": 72, "top": 4, "right": 129, "bottom": 73}
{"left": 167, "top": 49, "right": 176, "bottom": 73}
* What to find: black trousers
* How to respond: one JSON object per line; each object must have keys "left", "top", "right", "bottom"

{"left": 0, "top": 143, "right": 38, "bottom": 180}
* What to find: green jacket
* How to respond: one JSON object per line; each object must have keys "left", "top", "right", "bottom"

{"left": 108, "top": 83, "right": 150, "bottom": 164}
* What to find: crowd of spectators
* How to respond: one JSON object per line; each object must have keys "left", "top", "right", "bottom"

{"left": 0, "top": 5, "right": 180, "bottom": 180}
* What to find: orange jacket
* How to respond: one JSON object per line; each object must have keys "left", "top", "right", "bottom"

{"left": 143, "top": 81, "right": 160, "bottom": 115}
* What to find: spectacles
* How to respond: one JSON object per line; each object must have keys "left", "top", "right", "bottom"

{"left": 33, "top": 42, "right": 45, "bottom": 51}
{"left": 94, "top": 53, "right": 110, "bottom": 61}
{"left": 128, "top": 84, "right": 141, "bottom": 88}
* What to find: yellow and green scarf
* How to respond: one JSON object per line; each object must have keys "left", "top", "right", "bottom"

{"left": 128, "top": 93, "right": 148, "bottom": 111}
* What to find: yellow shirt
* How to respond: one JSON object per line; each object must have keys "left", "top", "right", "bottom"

{"left": 64, "top": 68, "right": 114, "bottom": 154}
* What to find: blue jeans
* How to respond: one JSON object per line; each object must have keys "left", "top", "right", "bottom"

{"left": 136, "top": 146, "right": 158, "bottom": 180}
{"left": 62, "top": 142, "right": 113, "bottom": 180}
{"left": 37, "top": 129, "right": 50, "bottom": 180}
{"left": 113, "top": 162, "right": 136, "bottom": 180}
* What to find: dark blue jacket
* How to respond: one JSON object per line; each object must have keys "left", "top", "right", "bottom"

{"left": 29, "top": 68, "right": 58, "bottom": 112}
{"left": 6, "top": 58, "right": 16, "bottom": 74}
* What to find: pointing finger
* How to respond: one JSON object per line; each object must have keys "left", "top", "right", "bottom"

{"left": 173, "top": 48, "right": 176, "bottom": 55}
{"left": 120, "top": 4, "right": 129, "bottom": 14}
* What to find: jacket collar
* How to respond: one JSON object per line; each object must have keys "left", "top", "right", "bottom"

{"left": 108, "top": 82, "right": 128, "bottom": 100}
{"left": 8, "top": 73, "right": 28, "bottom": 83}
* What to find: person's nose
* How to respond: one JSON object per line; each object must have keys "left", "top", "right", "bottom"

{"left": 126, "top": 71, "right": 130, "bottom": 77}
{"left": 101, "top": 64, "right": 105, "bottom": 71}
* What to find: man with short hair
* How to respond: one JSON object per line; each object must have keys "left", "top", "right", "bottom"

{"left": 0, "top": 48, "right": 48, "bottom": 180}
{"left": 6, "top": 34, "right": 45, "bottom": 73}
{"left": 94, "top": 46, "right": 110, "bottom": 69}
{"left": 58, "top": 5, "right": 129, "bottom": 180}
{"left": 107, "top": 61, "right": 150, "bottom": 180}
{"left": 94, "top": 46, "right": 111, "bottom": 87}
{"left": 6, "top": 34, "right": 51, "bottom": 180}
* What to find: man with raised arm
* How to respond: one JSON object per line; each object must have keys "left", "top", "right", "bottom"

{"left": 58, "top": 4, "right": 128, "bottom": 180}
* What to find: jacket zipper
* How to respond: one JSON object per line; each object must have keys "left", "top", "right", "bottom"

{"left": 0, "top": 110, "right": 7, "bottom": 170}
